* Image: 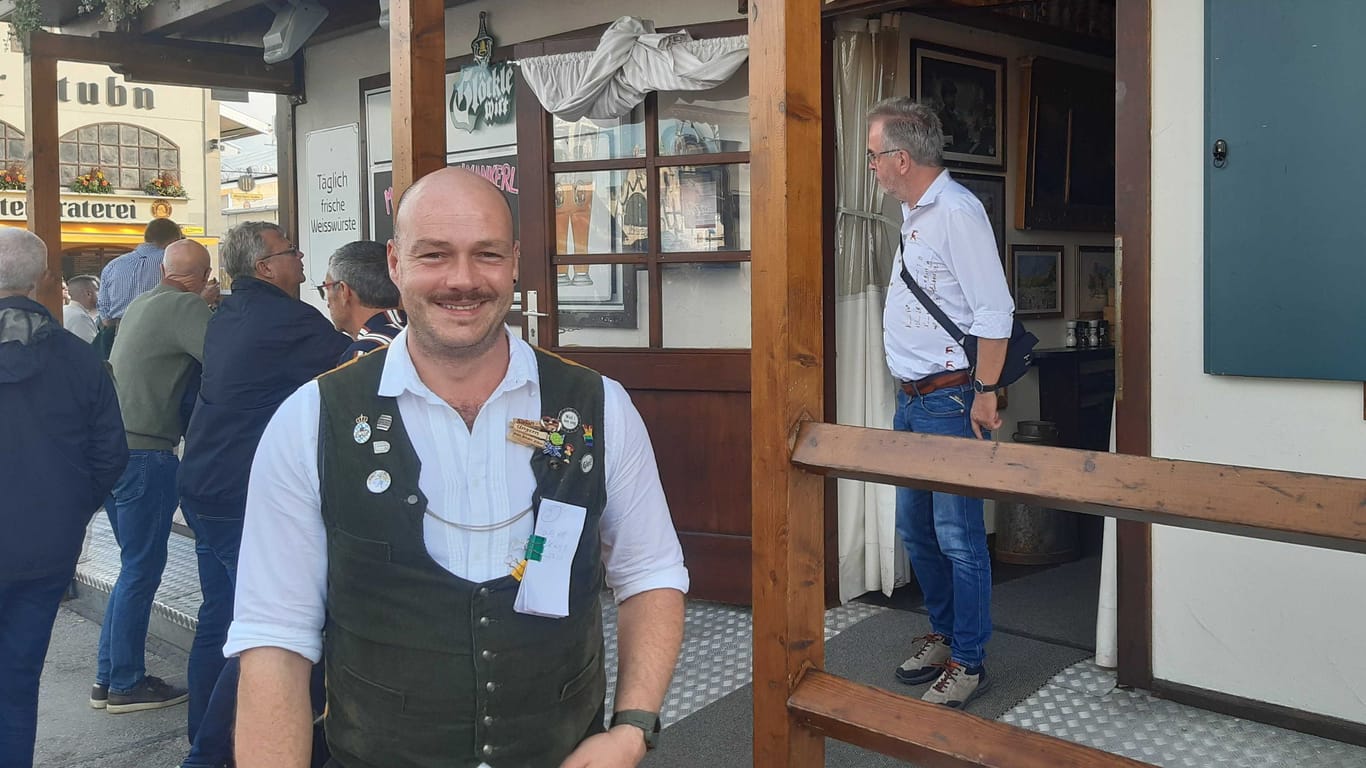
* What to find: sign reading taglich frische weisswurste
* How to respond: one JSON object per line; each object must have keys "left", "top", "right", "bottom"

{"left": 302, "top": 124, "right": 361, "bottom": 283}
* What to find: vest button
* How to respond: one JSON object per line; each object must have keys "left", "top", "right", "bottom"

{"left": 486, "top": 681, "right": 497, "bottom": 692}
{"left": 478, "top": 616, "right": 490, "bottom": 627}
{"left": 482, "top": 744, "right": 493, "bottom": 756}
{"left": 481, "top": 649, "right": 494, "bottom": 660}
{"left": 405, "top": 494, "right": 419, "bottom": 505}
{"left": 477, "top": 587, "right": 490, "bottom": 597}
{"left": 483, "top": 715, "right": 494, "bottom": 726}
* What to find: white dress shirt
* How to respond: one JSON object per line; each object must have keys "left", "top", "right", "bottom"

{"left": 64, "top": 304, "right": 99, "bottom": 344}
{"left": 225, "top": 327, "right": 689, "bottom": 663}
{"left": 882, "top": 169, "right": 1015, "bottom": 382}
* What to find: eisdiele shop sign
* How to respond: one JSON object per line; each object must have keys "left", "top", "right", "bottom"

{"left": 0, "top": 192, "right": 186, "bottom": 223}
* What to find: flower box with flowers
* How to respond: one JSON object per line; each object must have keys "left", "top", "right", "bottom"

{"left": 0, "top": 166, "right": 25, "bottom": 191}
{"left": 144, "top": 173, "right": 188, "bottom": 198}
{"left": 71, "top": 169, "right": 113, "bottom": 194}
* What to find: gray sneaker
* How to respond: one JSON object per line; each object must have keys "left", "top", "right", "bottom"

{"left": 106, "top": 676, "right": 188, "bottom": 714}
{"left": 922, "top": 661, "right": 989, "bottom": 708}
{"left": 894, "top": 633, "right": 951, "bottom": 685}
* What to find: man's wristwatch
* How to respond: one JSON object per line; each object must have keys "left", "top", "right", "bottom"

{"left": 973, "top": 378, "right": 1001, "bottom": 394}
{"left": 610, "top": 709, "right": 661, "bottom": 750}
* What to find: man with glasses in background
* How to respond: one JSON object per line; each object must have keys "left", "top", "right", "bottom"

{"left": 177, "top": 222, "right": 349, "bottom": 768}
{"left": 317, "top": 240, "right": 406, "bottom": 365}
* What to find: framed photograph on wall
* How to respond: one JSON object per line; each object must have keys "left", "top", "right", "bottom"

{"left": 911, "top": 41, "right": 1006, "bottom": 169}
{"left": 951, "top": 171, "right": 1007, "bottom": 268}
{"left": 1008, "top": 244, "right": 1064, "bottom": 318}
{"left": 1076, "top": 245, "right": 1116, "bottom": 318}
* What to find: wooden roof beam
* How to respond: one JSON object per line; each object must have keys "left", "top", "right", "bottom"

{"left": 27, "top": 30, "right": 302, "bottom": 95}
{"left": 134, "top": 0, "right": 263, "bottom": 37}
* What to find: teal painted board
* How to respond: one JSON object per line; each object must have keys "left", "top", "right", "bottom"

{"left": 1205, "top": 0, "right": 1366, "bottom": 380}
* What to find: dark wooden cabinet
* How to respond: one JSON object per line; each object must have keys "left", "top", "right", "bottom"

{"left": 1033, "top": 346, "right": 1115, "bottom": 451}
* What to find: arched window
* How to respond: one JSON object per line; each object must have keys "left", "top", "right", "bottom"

{"left": 0, "top": 121, "right": 25, "bottom": 168}
{"left": 59, "top": 122, "right": 180, "bottom": 190}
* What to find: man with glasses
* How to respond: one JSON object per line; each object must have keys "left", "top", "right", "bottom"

{"left": 867, "top": 98, "right": 1014, "bottom": 710}
{"left": 177, "top": 222, "right": 349, "bottom": 768}
{"left": 317, "top": 240, "right": 407, "bottom": 365}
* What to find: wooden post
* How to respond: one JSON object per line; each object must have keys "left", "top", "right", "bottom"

{"left": 749, "top": 0, "right": 825, "bottom": 765}
{"left": 24, "top": 45, "right": 62, "bottom": 317}
{"left": 1114, "top": 0, "right": 1154, "bottom": 690}
{"left": 389, "top": 0, "right": 447, "bottom": 203}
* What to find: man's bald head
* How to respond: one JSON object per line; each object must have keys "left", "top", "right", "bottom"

{"left": 393, "top": 167, "right": 515, "bottom": 244}
{"left": 162, "top": 239, "right": 212, "bottom": 294}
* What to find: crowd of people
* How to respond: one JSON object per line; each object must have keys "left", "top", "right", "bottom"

{"left": 1, "top": 101, "right": 1012, "bottom": 767}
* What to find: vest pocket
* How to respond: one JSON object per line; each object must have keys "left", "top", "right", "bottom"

{"left": 338, "top": 664, "right": 406, "bottom": 713}
{"left": 331, "top": 526, "right": 393, "bottom": 562}
{"left": 559, "top": 651, "right": 602, "bottom": 701}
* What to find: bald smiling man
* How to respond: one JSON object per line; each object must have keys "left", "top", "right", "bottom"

{"left": 232, "top": 169, "right": 689, "bottom": 768}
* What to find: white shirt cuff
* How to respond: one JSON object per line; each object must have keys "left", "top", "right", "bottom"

{"left": 968, "top": 310, "right": 1014, "bottom": 340}
{"left": 611, "top": 566, "right": 690, "bottom": 605}
{"left": 223, "top": 621, "right": 324, "bottom": 664}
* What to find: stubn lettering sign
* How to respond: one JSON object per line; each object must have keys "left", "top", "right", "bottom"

{"left": 57, "top": 77, "right": 157, "bottom": 110}
{"left": 448, "top": 62, "right": 515, "bottom": 134}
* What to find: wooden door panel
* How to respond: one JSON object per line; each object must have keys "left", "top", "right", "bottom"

{"left": 678, "top": 531, "right": 752, "bottom": 606}
{"left": 629, "top": 390, "right": 751, "bottom": 538}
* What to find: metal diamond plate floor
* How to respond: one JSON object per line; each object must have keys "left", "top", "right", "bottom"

{"left": 1001, "top": 662, "right": 1366, "bottom": 767}
{"left": 79, "top": 518, "right": 1366, "bottom": 766}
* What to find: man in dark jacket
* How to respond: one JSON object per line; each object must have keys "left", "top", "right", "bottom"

{"left": 0, "top": 229, "right": 128, "bottom": 768}
{"left": 178, "top": 221, "right": 349, "bottom": 768}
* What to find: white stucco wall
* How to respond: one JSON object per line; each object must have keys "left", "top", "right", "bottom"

{"left": 1150, "top": 0, "right": 1366, "bottom": 722}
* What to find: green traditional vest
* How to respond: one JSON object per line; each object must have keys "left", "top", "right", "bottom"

{"left": 315, "top": 347, "right": 608, "bottom": 768}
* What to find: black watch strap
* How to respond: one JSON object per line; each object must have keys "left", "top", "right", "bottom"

{"left": 610, "top": 709, "right": 660, "bottom": 750}
{"left": 974, "top": 378, "right": 1000, "bottom": 393}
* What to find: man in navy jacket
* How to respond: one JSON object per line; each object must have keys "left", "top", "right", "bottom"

{"left": 0, "top": 229, "right": 128, "bottom": 768}
{"left": 177, "top": 222, "right": 348, "bottom": 768}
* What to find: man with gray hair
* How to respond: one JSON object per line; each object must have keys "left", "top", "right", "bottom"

{"left": 177, "top": 221, "right": 348, "bottom": 768}
{"left": 867, "top": 97, "right": 1015, "bottom": 709}
{"left": 319, "top": 240, "right": 407, "bottom": 365}
{"left": 0, "top": 229, "right": 127, "bottom": 767}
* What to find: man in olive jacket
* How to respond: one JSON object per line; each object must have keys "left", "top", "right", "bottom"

{"left": 0, "top": 229, "right": 128, "bottom": 768}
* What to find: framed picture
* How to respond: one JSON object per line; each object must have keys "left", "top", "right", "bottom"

{"left": 951, "top": 171, "right": 1006, "bottom": 268}
{"left": 1008, "top": 244, "right": 1064, "bottom": 318}
{"left": 911, "top": 41, "right": 1006, "bottom": 169}
{"left": 1076, "top": 245, "right": 1116, "bottom": 318}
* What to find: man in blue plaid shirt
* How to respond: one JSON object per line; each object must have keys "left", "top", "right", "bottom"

{"left": 94, "top": 218, "right": 182, "bottom": 356}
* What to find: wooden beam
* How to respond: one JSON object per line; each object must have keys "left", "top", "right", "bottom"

{"left": 134, "top": 0, "right": 261, "bottom": 37}
{"left": 789, "top": 670, "right": 1154, "bottom": 768}
{"left": 388, "top": 0, "right": 447, "bottom": 202}
{"left": 791, "top": 423, "right": 1366, "bottom": 554}
{"left": 26, "top": 30, "right": 300, "bottom": 94}
{"left": 1114, "top": 0, "right": 1153, "bottom": 690}
{"left": 24, "top": 49, "right": 61, "bottom": 318}
{"left": 749, "top": 0, "right": 825, "bottom": 764}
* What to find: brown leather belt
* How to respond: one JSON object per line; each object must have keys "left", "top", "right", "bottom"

{"left": 900, "top": 370, "right": 970, "bottom": 398}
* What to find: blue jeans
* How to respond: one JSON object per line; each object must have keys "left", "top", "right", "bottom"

{"left": 893, "top": 385, "right": 993, "bottom": 668}
{"left": 0, "top": 569, "right": 74, "bottom": 768}
{"left": 97, "top": 450, "right": 179, "bottom": 693}
{"left": 180, "top": 498, "right": 243, "bottom": 765}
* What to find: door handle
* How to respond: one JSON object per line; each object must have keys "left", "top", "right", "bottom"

{"left": 521, "top": 290, "right": 546, "bottom": 346}
{"left": 521, "top": 290, "right": 549, "bottom": 318}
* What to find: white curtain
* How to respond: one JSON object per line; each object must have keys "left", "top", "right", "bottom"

{"left": 834, "top": 14, "right": 904, "bottom": 602}
{"left": 518, "top": 16, "right": 749, "bottom": 121}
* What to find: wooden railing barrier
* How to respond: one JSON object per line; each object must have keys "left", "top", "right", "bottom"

{"left": 754, "top": 422, "right": 1366, "bottom": 768}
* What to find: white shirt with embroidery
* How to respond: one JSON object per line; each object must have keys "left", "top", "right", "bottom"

{"left": 882, "top": 169, "right": 1015, "bottom": 382}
